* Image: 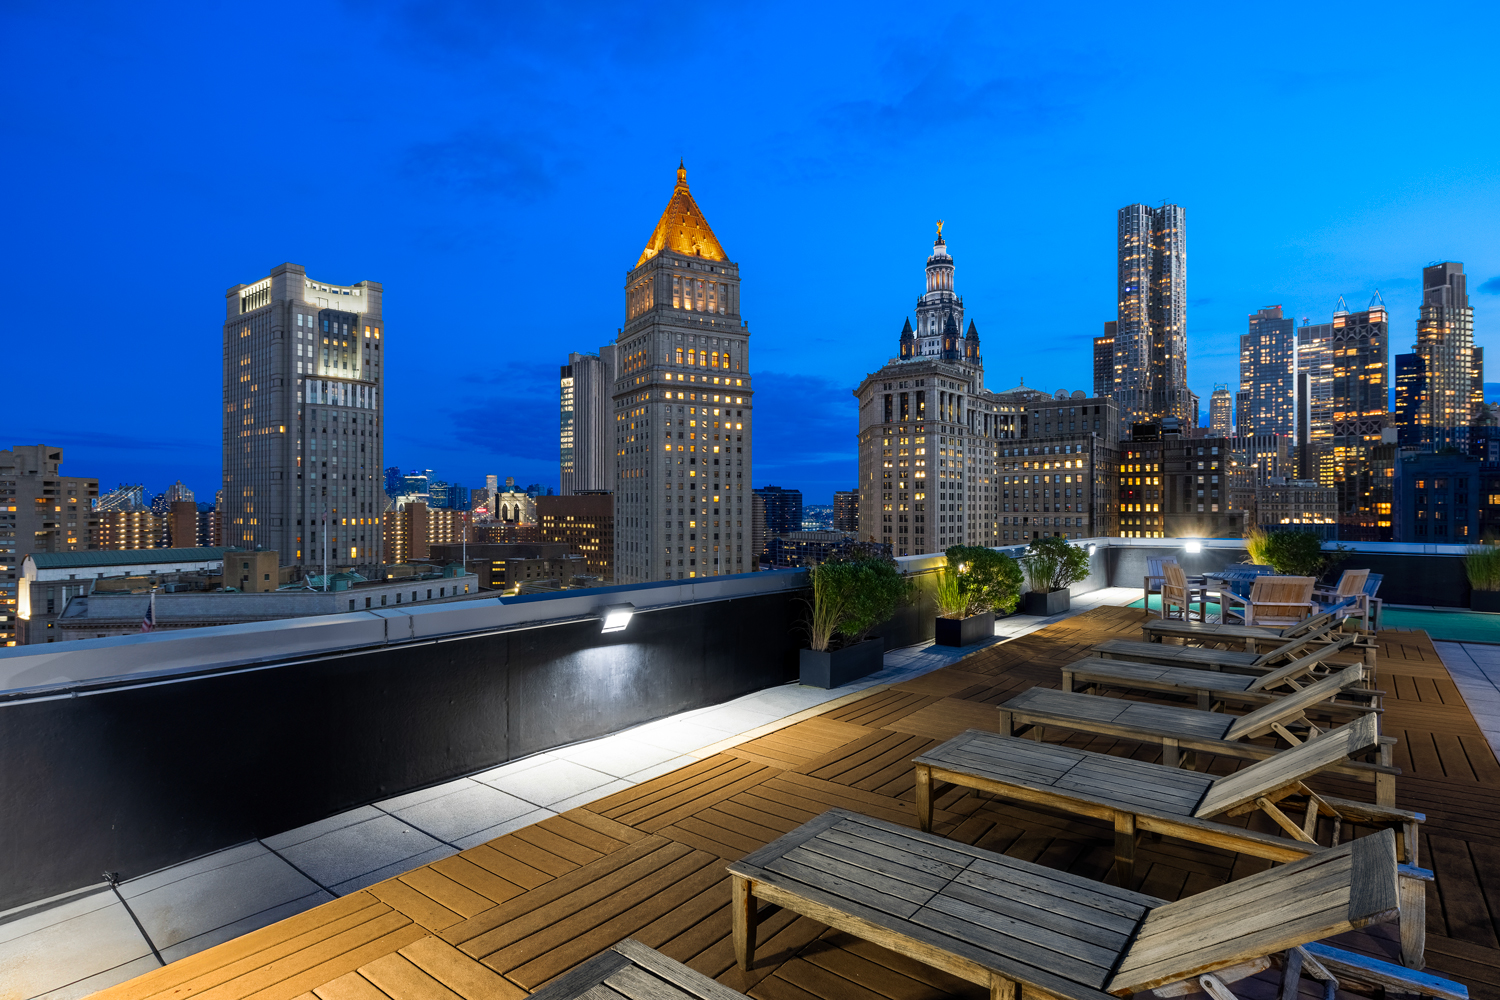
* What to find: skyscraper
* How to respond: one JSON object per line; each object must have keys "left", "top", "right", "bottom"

{"left": 833, "top": 489, "right": 860, "bottom": 532}
{"left": 1109, "top": 204, "right": 1190, "bottom": 428}
{"left": 560, "top": 347, "right": 617, "bottom": 494}
{"left": 612, "top": 164, "right": 754, "bottom": 582}
{"left": 753, "top": 486, "right": 803, "bottom": 535}
{"left": 1297, "top": 297, "right": 1390, "bottom": 537}
{"left": 223, "top": 264, "right": 384, "bottom": 574}
{"left": 1093, "top": 322, "right": 1115, "bottom": 399}
{"left": 1208, "top": 386, "right": 1233, "bottom": 437}
{"left": 1239, "top": 305, "right": 1296, "bottom": 439}
{"left": 854, "top": 226, "right": 1117, "bottom": 552}
{"left": 1398, "top": 262, "right": 1480, "bottom": 451}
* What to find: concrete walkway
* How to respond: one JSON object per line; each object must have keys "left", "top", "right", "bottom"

{"left": 1432, "top": 641, "right": 1500, "bottom": 766}
{"left": 0, "top": 587, "right": 1140, "bottom": 1000}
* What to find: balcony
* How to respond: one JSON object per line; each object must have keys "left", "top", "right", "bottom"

{"left": 0, "top": 545, "right": 1496, "bottom": 999}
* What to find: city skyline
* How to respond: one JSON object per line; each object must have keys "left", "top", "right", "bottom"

{"left": 5, "top": 3, "right": 1500, "bottom": 506}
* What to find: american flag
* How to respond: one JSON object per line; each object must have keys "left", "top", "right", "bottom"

{"left": 140, "top": 589, "right": 156, "bottom": 632}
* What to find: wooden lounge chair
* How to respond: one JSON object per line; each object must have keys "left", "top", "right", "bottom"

{"left": 996, "top": 685, "right": 1400, "bottom": 804}
{"left": 911, "top": 714, "right": 1430, "bottom": 967}
{"left": 531, "top": 939, "right": 750, "bottom": 1000}
{"left": 1061, "top": 644, "right": 1380, "bottom": 715}
{"left": 1140, "top": 610, "right": 1336, "bottom": 652}
{"left": 1095, "top": 625, "right": 1375, "bottom": 677}
{"left": 1222, "top": 575, "right": 1317, "bottom": 627}
{"left": 729, "top": 811, "right": 1455, "bottom": 997}
{"left": 1314, "top": 569, "right": 1375, "bottom": 630}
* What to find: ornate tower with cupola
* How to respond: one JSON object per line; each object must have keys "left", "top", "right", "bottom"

{"left": 612, "top": 163, "right": 754, "bottom": 583}
{"left": 913, "top": 224, "right": 971, "bottom": 362}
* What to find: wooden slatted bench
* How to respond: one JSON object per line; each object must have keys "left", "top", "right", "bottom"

{"left": 1140, "top": 611, "right": 1335, "bottom": 651}
{"left": 1060, "top": 657, "right": 1380, "bottom": 717}
{"left": 728, "top": 811, "right": 1448, "bottom": 999}
{"left": 1095, "top": 628, "right": 1375, "bottom": 676}
{"left": 911, "top": 717, "right": 1430, "bottom": 968}
{"left": 995, "top": 686, "right": 1401, "bottom": 803}
{"left": 530, "top": 938, "right": 751, "bottom": 1000}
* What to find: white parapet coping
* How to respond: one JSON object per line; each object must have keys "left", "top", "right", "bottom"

{"left": 0, "top": 570, "right": 812, "bottom": 697}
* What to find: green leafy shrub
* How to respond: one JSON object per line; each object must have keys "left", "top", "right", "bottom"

{"left": 1466, "top": 545, "right": 1500, "bottom": 592}
{"left": 940, "top": 545, "right": 1023, "bottom": 617}
{"left": 1258, "top": 529, "right": 1347, "bottom": 578}
{"left": 804, "top": 557, "right": 912, "bottom": 651}
{"left": 1020, "top": 535, "right": 1090, "bottom": 594}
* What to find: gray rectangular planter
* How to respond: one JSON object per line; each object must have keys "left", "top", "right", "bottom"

{"left": 799, "top": 638, "right": 884, "bottom": 689}
{"left": 1022, "top": 588, "right": 1070, "bottom": 616}
{"left": 934, "top": 612, "right": 995, "bottom": 647}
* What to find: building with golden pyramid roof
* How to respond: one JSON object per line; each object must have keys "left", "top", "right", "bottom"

{"left": 636, "top": 162, "right": 728, "bottom": 267}
{"left": 607, "top": 164, "right": 754, "bottom": 583}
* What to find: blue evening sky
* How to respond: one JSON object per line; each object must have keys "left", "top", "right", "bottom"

{"left": 5, "top": 1, "right": 1499, "bottom": 505}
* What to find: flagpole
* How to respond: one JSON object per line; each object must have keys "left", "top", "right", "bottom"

{"left": 322, "top": 509, "right": 327, "bottom": 591}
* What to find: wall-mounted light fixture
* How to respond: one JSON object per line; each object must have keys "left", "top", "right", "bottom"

{"left": 1087, "top": 544, "right": 1097, "bottom": 557}
{"left": 1183, "top": 540, "right": 1202, "bottom": 554}
{"left": 599, "top": 603, "right": 636, "bottom": 633}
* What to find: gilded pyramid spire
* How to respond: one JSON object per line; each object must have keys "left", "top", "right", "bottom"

{"left": 636, "top": 162, "right": 728, "bottom": 267}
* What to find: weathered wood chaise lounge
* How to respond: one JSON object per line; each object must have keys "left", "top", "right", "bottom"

{"left": 531, "top": 939, "right": 751, "bottom": 1000}
{"left": 1139, "top": 610, "right": 1336, "bottom": 651}
{"left": 1094, "top": 628, "right": 1373, "bottom": 677}
{"left": 728, "top": 811, "right": 1459, "bottom": 999}
{"left": 1060, "top": 656, "right": 1379, "bottom": 717}
{"left": 994, "top": 685, "right": 1400, "bottom": 803}
{"left": 910, "top": 715, "right": 1430, "bottom": 967}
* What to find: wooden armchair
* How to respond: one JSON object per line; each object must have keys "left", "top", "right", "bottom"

{"left": 1161, "top": 563, "right": 1205, "bottom": 622}
{"left": 1222, "top": 575, "right": 1317, "bottom": 627}
{"left": 1314, "top": 568, "right": 1376, "bottom": 630}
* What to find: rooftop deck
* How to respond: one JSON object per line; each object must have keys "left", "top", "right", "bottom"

{"left": 88, "top": 606, "right": 1500, "bottom": 1000}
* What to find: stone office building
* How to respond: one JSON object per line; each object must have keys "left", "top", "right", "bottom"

{"left": 854, "top": 227, "right": 1121, "bottom": 554}
{"left": 222, "top": 264, "right": 385, "bottom": 577}
{"left": 611, "top": 164, "right": 754, "bottom": 582}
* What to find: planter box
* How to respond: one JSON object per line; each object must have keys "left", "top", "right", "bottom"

{"left": 1471, "top": 591, "right": 1500, "bottom": 613}
{"left": 934, "top": 612, "right": 995, "bottom": 647}
{"left": 799, "top": 638, "right": 885, "bottom": 689}
{"left": 1022, "top": 588, "right": 1071, "bottom": 616}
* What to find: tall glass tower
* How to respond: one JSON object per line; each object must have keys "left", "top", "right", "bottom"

{"left": 1111, "top": 204, "right": 1190, "bottom": 428}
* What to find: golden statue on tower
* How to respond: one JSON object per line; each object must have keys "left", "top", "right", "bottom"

{"left": 936, "top": 219, "right": 944, "bottom": 239}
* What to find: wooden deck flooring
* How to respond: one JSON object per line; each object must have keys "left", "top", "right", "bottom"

{"left": 96, "top": 606, "right": 1500, "bottom": 1000}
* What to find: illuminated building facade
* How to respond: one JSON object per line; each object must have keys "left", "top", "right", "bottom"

{"left": 0, "top": 446, "right": 98, "bottom": 645}
{"left": 1108, "top": 204, "right": 1192, "bottom": 427}
{"left": 612, "top": 164, "right": 754, "bottom": 582}
{"left": 1296, "top": 299, "right": 1391, "bottom": 539}
{"left": 854, "top": 229, "right": 1113, "bottom": 552}
{"left": 1256, "top": 479, "right": 1337, "bottom": 539}
{"left": 539, "top": 492, "right": 613, "bottom": 583}
{"left": 1395, "top": 262, "right": 1480, "bottom": 452}
{"left": 1093, "top": 323, "right": 1115, "bottom": 399}
{"left": 561, "top": 348, "right": 617, "bottom": 494}
{"left": 1239, "top": 305, "right": 1296, "bottom": 439}
{"left": 833, "top": 489, "right": 860, "bottom": 532}
{"left": 223, "top": 264, "right": 384, "bottom": 575}
{"left": 1208, "top": 386, "right": 1233, "bottom": 437}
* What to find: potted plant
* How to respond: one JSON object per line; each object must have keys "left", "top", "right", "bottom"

{"left": 1020, "top": 535, "right": 1089, "bottom": 616}
{"left": 799, "top": 556, "right": 912, "bottom": 688}
{"left": 1259, "top": 529, "right": 1348, "bottom": 581}
{"left": 1466, "top": 545, "right": 1500, "bottom": 612}
{"left": 934, "top": 545, "right": 1022, "bottom": 646}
